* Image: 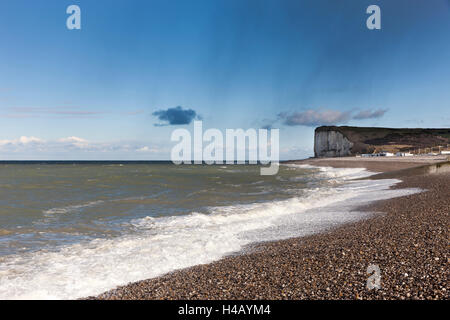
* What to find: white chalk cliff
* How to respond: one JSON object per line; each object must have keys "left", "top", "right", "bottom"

{"left": 314, "top": 129, "right": 353, "bottom": 157}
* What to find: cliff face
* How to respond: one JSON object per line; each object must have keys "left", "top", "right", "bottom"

{"left": 314, "top": 126, "right": 450, "bottom": 158}
{"left": 314, "top": 130, "right": 353, "bottom": 157}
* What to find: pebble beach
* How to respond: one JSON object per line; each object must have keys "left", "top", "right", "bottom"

{"left": 88, "top": 158, "right": 449, "bottom": 300}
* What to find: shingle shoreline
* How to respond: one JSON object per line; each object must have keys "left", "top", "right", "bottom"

{"left": 87, "top": 160, "right": 449, "bottom": 300}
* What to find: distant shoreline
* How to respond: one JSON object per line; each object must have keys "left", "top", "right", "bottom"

{"left": 0, "top": 154, "right": 447, "bottom": 166}
{"left": 87, "top": 158, "right": 449, "bottom": 300}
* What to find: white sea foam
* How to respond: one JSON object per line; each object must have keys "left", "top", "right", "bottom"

{"left": 43, "top": 200, "right": 105, "bottom": 215}
{"left": 42, "top": 192, "right": 168, "bottom": 215}
{"left": 0, "top": 166, "right": 421, "bottom": 299}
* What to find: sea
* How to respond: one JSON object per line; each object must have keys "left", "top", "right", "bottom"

{"left": 0, "top": 161, "right": 421, "bottom": 299}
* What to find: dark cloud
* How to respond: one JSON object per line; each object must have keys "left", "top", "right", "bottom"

{"left": 352, "top": 109, "right": 388, "bottom": 120}
{"left": 152, "top": 106, "right": 200, "bottom": 126}
{"left": 275, "top": 108, "right": 388, "bottom": 127}
{"left": 279, "top": 109, "right": 351, "bottom": 127}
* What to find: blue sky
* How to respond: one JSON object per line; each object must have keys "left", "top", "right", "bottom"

{"left": 0, "top": 0, "right": 449, "bottom": 160}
